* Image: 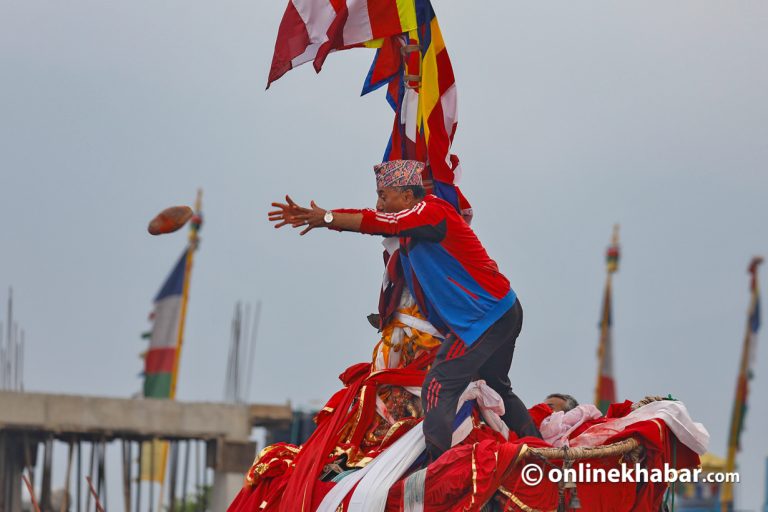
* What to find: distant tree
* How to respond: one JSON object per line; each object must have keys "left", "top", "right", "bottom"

{"left": 166, "top": 485, "right": 210, "bottom": 512}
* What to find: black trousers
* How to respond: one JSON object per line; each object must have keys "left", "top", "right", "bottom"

{"left": 421, "top": 299, "right": 541, "bottom": 460}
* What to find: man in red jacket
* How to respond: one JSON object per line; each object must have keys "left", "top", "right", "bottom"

{"left": 269, "top": 160, "right": 540, "bottom": 460}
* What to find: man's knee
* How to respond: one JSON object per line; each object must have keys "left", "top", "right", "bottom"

{"left": 479, "top": 371, "right": 512, "bottom": 392}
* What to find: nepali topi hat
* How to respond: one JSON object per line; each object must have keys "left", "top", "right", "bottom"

{"left": 373, "top": 160, "right": 424, "bottom": 188}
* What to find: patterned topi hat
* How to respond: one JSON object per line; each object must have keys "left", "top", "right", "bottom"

{"left": 373, "top": 160, "right": 425, "bottom": 188}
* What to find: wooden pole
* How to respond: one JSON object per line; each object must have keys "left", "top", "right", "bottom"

{"left": 159, "top": 190, "right": 202, "bottom": 511}
{"left": 61, "top": 441, "right": 74, "bottom": 512}
{"left": 169, "top": 189, "right": 202, "bottom": 400}
{"left": 201, "top": 445, "right": 209, "bottom": 512}
{"left": 85, "top": 477, "right": 105, "bottom": 512}
{"left": 134, "top": 442, "right": 142, "bottom": 512}
{"left": 98, "top": 441, "right": 107, "bottom": 508}
{"left": 148, "top": 441, "right": 155, "bottom": 512}
{"left": 76, "top": 441, "right": 82, "bottom": 512}
{"left": 22, "top": 473, "right": 41, "bottom": 512}
{"left": 721, "top": 257, "right": 763, "bottom": 512}
{"left": 594, "top": 225, "right": 619, "bottom": 409}
{"left": 121, "top": 440, "right": 131, "bottom": 512}
{"left": 168, "top": 441, "right": 178, "bottom": 512}
{"left": 180, "top": 441, "right": 190, "bottom": 510}
{"left": 2, "top": 433, "right": 11, "bottom": 512}
{"left": 40, "top": 437, "right": 52, "bottom": 512}
{"left": 0, "top": 322, "right": 4, "bottom": 392}
{"left": 594, "top": 275, "right": 612, "bottom": 406}
{"left": 194, "top": 441, "right": 201, "bottom": 512}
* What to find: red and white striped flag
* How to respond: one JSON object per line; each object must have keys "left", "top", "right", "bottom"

{"left": 268, "top": 0, "right": 418, "bottom": 87}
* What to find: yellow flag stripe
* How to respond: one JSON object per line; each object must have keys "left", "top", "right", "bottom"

{"left": 396, "top": 0, "right": 418, "bottom": 32}
{"left": 139, "top": 439, "right": 168, "bottom": 483}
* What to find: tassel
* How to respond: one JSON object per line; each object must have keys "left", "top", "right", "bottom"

{"left": 557, "top": 484, "right": 566, "bottom": 512}
{"left": 569, "top": 488, "right": 582, "bottom": 509}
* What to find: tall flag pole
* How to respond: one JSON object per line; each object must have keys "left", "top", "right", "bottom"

{"left": 595, "top": 225, "right": 620, "bottom": 414}
{"left": 721, "top": 256, "right": 762, "bottom": 512}
{"left": 169, "top": 189, "right": 203, "bottom": 400}
{"left": 763, "top": 456, "right": 768, "bottom": 512}
{"left": 140, "top": 190, "right": 203, "bottom": 485}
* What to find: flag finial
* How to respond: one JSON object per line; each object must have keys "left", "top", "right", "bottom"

{"left": 606, "top": 224, "right": 620, "bottom": 274}
{"left": 188, "top": 189, "right": 204, "bottom": 248}
{"left": 749, "top": 256, "right": 763, "bottom": 290}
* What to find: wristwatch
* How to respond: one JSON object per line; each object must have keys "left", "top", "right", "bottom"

{"left": 323, "top": 210, "right": 334, "bottom": 224}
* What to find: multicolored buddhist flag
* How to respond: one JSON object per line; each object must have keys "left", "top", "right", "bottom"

{"left": 267, "top": 0, "right": 419, "bottom": 87}
{"left": 267, "top": 0, "right": 471, "bottom": 221}
{"left": 595, "top": 226, "right": 620, "bottom": 414}
{"left": 721, "top": 256, "right": 762, "bottom": 511}
{"left": 140, "top": 250, "right": 189, "bottom": 482}
{"left": 361, "top": 0, "right": 471, "bottom": 221}
{"left": 144, "top": 252, "right": 187, "bottom": 398}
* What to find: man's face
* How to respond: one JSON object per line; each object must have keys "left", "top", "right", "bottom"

{"left": 376, "top": 187, "right": 412, "bottom": 213}
{"left": 545, "top": 396, "right": 568, "bottom": 412}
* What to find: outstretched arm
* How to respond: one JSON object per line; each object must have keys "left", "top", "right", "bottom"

{"left": 268, "top": 196, "right": 445, "bottom": 240}
{"left": 268, "top": 196, "right": 362, "bottom": 235}
{"left": 269, "top": 196, "right": 446, "bottom": 242}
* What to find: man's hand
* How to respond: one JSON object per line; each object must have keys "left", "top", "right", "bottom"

{"left": 268, "top": 195, "right": 309, "bottom": 229}
{"left": 268, "top": 196, "right": 327, "bottom": 235}
{"left": 294, "top": 200, "right": 328, "bottom": 235}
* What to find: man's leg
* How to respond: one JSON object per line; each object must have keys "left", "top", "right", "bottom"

{"left": 478, "top": 300, "right": 541, "bottom": 438}
{"left": 421, "top": 333, "right": 475, "bottom": 462}
{"left": 422, "top": 300, "right": 538, "bottom": 461}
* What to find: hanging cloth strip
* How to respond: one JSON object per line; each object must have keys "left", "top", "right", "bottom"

{"left": 278, "top": 349, "right": 436, "bottom": 512}
{"left": 317, "top": 381, "right": 510, "bottom": 512}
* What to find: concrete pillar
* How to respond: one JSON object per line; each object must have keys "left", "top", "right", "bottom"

{"left": 210, "top": 472, "right": 245, "bottom": 511}
{"left": 0, "top": 433, "right": 24, "bottom": 512}
{"left": 209, "top": 440, "right": 256, "bottom": 511}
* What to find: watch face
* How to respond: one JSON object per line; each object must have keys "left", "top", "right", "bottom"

{"left": 324, "top": 211, "right": 333, "bottom": 223}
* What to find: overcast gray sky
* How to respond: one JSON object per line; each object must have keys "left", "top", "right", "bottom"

{"left": 2, "top": 0, "right": 767, "bottom": 509}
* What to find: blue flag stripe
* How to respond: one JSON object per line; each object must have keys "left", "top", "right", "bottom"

{"left": 154, "top": 251, "right": 187, "bottom": 301}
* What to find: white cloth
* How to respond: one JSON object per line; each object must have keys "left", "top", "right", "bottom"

{"left": 404, "top": 386, "right": 421, "bottom": 396}
{"left": 452, "top": 380, "right": 509, "bottom": 444}
{"left": 382, "top": 237, "right": 400, "bottom": 257}
{"left": 403, "top": 468, "right": 427, "bottom": 512}
{"left": 373, "top": 272, "right": 442, "bottom": 371}
{"left": 540, "top": 404, "right": 603, "bottom": 447}
{"left": 317, "top": 423, "right": 425, "bottom": 512}
{"left": 570, "top": 400, "right": 710, "bottom": 455}
{"left": 319, "top": 381, "right": 507, "bottom": 512}
{"left": 395, "top": 312, "right": 444, "bottom": 339}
